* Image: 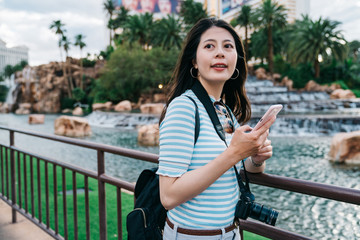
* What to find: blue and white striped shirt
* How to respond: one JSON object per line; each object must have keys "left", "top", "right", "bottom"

{"left": 157, "top": 89, "right": 241, "bottom": 229}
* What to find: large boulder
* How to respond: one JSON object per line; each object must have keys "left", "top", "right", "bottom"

{"left": 279, "top": 76, "right": 293, "bottom": 90}
{"left": 328, "top": 131, "right": 360, "bottom": 164}
{"left": 140, "top": 103, "right": 164, "bottom": 114}
{"left": 137, "top": 124, "right": 159, "bottom": 146}
{"left": 54, "top": 116, "right": 92, "bottom": 138}
{"left": 92, "top": 101, "right": 113, "bottom": 111}
{"left": 303, "top": 80, "right": 323, "bottom": 91}
{"left": 28, "top": 114, "right": 45, "bottom": 124}
{"left": 114, "top": 100, "right": 132, "bottom": 112}
{"left": 330, "top": 89, "right": 356, "bottom": 99}
{"left": 72, "top": 107, "right": 84, "bottom": 116}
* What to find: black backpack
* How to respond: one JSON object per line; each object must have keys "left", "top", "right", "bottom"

{"left": 126, "top": 96, "right": 199, "bottom": 240}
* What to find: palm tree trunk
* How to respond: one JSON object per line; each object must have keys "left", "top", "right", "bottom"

{"left": 267, "top": 25, "right": 274, "bottom": 75}
{"left": 314, "top": 59, "right": 320, "bottom": 78}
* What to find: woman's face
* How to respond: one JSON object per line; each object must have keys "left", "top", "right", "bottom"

{"left": 194, "top": 27, "right": 238, "bottom": 86}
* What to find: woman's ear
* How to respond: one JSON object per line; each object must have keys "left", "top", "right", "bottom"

{"left": 192, "top": 59, "right": 197, "bottom": 69}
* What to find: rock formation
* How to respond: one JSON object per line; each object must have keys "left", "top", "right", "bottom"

{"left": 140, "top": 103, "right": 164, "bottom": 114}
{"left": 28, "top": 114, "right": 45, "bottom": 124}
{"left": 54, "top": 116, "right": 92, "bottom": 138}
{"left": 114, "top": 100, "right": 132, "bottom": 112}
{"left": 11, "top": 58, "right": 104, "bottom": 114}
{"left": 328, "top": 131, "right": 360, "bottom": 164}
{"left": 137, "top": 124, "right": 159, "bottom": 146}
{"left": 330, "top": 89, "right": 356, "bottom": 99}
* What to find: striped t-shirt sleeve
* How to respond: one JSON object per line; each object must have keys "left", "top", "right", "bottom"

{"left": 157, "top": 96, "right": 196, "bottom": 177}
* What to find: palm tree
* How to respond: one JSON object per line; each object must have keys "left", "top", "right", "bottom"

{"left": 123, "top": 13, "right": 154, "bottom": 49}
{"left": 253, "top": 0, "right": 287, "bottom": 75}
{"left": 152, "top": 15, "right": 183, "bottom": 50}
{"left": 111, "top": 6, "right": 130, "bottom": 45}
{"left": 179, "top": 0, "right": 208, "bottom": 31}
{"left": 49, "top": 20, "right": 66, "bottom": 61}
{"left": 74, "top": 34, "right": 86, "bottom": 90}
{"left": 288, "top": 16, "right": 348, "bottom": 78}
{"left": 231, "top": 5, "right": 252, "bottom": 60}
{"left": 103, "top": 0, "right": 116, "bottom": 46}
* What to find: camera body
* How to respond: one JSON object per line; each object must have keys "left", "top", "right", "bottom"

{"left": 235, "top": 191, "right": 279, "bottom": 226}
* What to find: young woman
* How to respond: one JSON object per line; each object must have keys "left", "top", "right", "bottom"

{"left": 157, "top": 18, "right": 276, "bottom": 239}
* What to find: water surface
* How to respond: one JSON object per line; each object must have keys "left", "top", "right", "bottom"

{"left": 0, "top": 113, "right": 359, "bottom": 239}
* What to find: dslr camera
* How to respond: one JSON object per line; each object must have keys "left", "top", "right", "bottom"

{"left": 235, "top": 190, "right": 279, "bottom": 226}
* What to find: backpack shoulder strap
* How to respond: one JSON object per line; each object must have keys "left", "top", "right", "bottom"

{"left": 184, "top": 95, "right": 200, "bottom": 145}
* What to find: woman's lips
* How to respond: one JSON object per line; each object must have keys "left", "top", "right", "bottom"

{"left": 211, "top": 64, "right": 227, "bottom": 71}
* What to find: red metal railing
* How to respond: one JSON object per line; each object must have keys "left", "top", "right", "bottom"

{"left": 0, "top": 126, "right": 360, "bottom": 240}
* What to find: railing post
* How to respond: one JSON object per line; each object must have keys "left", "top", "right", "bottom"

{"left": 98, "top": 150, "right": 107, "bottom": 240}
{"left": 10, "top": 130, "right": 17, "bottom": 223}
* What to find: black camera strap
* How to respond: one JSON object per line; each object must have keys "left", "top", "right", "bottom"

{"left": 191, "top": 80, "right": 251, "bottom": 193}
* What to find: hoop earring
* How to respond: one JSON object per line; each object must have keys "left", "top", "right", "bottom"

{"left": 230, "top": 68, "right": 240, "bottom": 79}
{"left": 190, "top": 67, "right": 198, "bottom": 78}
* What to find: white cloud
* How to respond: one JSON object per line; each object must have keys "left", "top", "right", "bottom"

{"left": 310, "top": 0, "right": 360, "bottom": 41}
{"left": 0, "top": 0, "right": 108, "bottom": 66}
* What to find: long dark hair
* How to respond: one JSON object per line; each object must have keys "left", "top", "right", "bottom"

{"left": 160, "top": 18, "right": 251, "bottom": 124}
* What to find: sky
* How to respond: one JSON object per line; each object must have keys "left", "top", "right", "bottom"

{"left": 0, "top": 0, "right": 360, "bottom": 66}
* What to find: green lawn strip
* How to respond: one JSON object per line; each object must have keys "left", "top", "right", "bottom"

{"left": 1, "top": 147, "right": 268, "bottom": 240}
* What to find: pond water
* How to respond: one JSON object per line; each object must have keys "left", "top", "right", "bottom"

{"left": 0, "top": 113, "right": 359, "bottom": 239}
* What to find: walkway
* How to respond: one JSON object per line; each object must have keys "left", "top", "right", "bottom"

{"left": 0, "top": 200, "right": 53, "bottom": 240}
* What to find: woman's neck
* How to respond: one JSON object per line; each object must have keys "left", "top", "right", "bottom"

{"left": 198, "top": 79, "right": 224, "bottom": 100}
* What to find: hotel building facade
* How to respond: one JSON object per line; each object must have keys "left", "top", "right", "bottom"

{"left": 0, "top": 39, "right": 29, "bottom": 74}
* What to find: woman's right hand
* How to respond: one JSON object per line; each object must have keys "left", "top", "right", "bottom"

{"left": 228, "top": 115, "right": 276, "bottom": 164}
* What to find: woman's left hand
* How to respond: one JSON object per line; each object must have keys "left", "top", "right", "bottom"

{"left": 251, "top": 139, "right": 273, "bottom": 164}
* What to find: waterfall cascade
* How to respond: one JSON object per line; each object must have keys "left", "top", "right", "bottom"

{"left": 87, "top": 76, "right": 360, "bottom": 136}
{"left": 4, "top": 74, "right": 16, "bottom": 104}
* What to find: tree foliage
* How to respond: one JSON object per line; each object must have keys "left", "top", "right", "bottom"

{"left": 92, "top": 44, "right": 179, "bottom": 103}
{"left": 179, "top": 0, "right": 208, "bottom": 31}
{"left": 231, "top": 5, "right": 252, "bottom": 60}
{"left": 152, "top": 15, "right": 183, "bottom": 50}
{"left": 287, "top": 15, "right": 348, "bottom": 78}
{"left": 252, "top": 0, "right": 287, "bottom": 74}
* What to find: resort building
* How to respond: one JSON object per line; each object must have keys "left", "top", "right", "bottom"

{"left": 204, "top": 0, "right": 310, "bottom": 23}
{"left": 0, "top": 38, "right": 29, "bottom": 74}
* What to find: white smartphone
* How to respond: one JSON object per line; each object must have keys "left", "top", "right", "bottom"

{"left": 252, "top": 104, "right": 283, "bottom": 131}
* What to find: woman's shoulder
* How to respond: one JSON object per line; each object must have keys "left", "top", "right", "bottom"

{"left": 169, "top": 90, "right": 198, "bottom": 108}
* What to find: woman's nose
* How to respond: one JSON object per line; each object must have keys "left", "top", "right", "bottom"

{"left": 215, "top": 48, "right": 225, "bottom": 58}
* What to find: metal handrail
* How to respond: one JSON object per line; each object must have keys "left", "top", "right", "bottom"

{"left": 1, "top": 125, "right": 360, "bottom": 240}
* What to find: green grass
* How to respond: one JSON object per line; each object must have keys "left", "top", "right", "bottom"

{"left": 1, "top": 146, "right": 268, "bottom": 240}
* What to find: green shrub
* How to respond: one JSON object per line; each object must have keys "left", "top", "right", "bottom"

{"left": 283, "top": 63, "right": 313, "bottom": 89}
{"left": 352, "top": 89, "right": 360, "bottom": 97}
{"left": 72, "top": 88, "right": 86, "bottom": 102}
{"left": 61, "top": 97, "right": 76, "bottom": 110}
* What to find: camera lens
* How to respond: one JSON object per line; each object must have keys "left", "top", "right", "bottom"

{"left": 249, "top": 202, "right": 279, "bottom": 226}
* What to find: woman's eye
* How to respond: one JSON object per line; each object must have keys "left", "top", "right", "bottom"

{"left": 224, "top": 44, "right": 234, "bottom": 49}
{"left": 205, "top": 44, "right": 214, "bottom": 49}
